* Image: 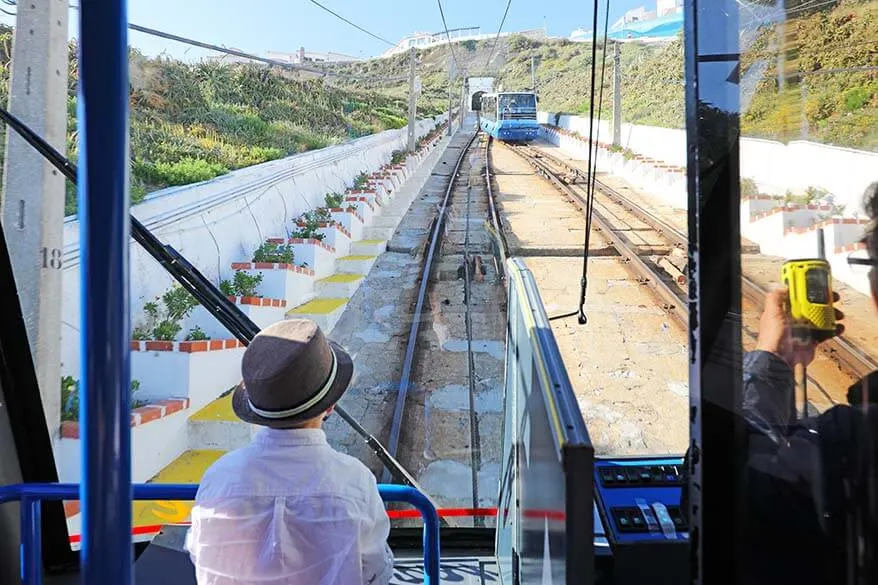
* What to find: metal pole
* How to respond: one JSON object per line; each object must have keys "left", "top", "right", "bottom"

{"left": 800, "top": 78, "right": 809, "bottom": 140}
{"left": 407, "top": 47, "right": 417, "bottom": 152}
{"left": 78, "top": 0, "right": 132, "bottom": 583}
{"left": 612, "top": 42, "right": 622, "bottom": 147}
{"left": 1, "top": 0, "right": 69, "bottom": 445}
{"left": 531, "top": 55, "right": 537, "bottom": 90}
{"left": 447, "top": 54, "right": 453, "bottom": 137}
{"left": 460, "top": 76, "right": 467, "bottom": 130}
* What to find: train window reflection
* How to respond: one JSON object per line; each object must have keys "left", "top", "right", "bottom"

{"left": 725, "top": 0, "right": 878, "bottom": 583}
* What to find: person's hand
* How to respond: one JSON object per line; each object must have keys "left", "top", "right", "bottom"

{"left": 755, "top": 288, "right": 844, "bottom": 367}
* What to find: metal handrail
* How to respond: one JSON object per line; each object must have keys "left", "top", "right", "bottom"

{"left": 0, "top": 482, "right": 440, "bottom": 585}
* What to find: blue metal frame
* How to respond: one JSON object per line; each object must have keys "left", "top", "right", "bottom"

{"left": 77, "top": 0, "right": 131, "bottom": 584}
{"left": 0, "top": 483, "right": 441, "bottom": 585}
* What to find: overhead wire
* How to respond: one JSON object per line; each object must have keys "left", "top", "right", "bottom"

{"left": 483, "top": 0, "right": 513, "bottom": 74}
{"left": 436, "top": 0, "right": 459, "bottom": 72}
{"left": 550, "top": 0, "right": 610, "bottom": 324}
{"left": 68, "top": 5, "right": 406, "bottom": 83}
{"left": 306, "top": 0, "right": 395, "bottom": 47}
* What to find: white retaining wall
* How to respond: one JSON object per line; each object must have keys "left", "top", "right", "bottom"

{"left": 59, "top": 116, "right": 445, "bottom": 378}
{"left": 539, "top": 112, "right": 878, "bottom": 214}
{"left": 57, "top": 406, "right": 189, "bottom": 484}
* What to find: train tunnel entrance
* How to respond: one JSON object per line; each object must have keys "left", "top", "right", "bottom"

{"left": 466, "top": 77, "right": 494, "bottom": 112}
{"left": 471, "top": 90, "right": 485, "bottom": 111}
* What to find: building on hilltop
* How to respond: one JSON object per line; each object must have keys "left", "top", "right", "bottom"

{"left": 381, "top": 27, "right": 547, "bottom": 58}
{"left": 570, "top": 0, "right": 683, "bottom": 43}
{"left": 266, "top": 48, "right": 361, "bottom": 65}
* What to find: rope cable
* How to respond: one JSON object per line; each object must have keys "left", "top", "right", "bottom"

{"left": 484, "top": 0, "right": 513, "bottom": 74}
{"left": 553, "top": 0, "right": 610, "bottom": 325}
{"left": 307, "top": 0, "right": 395, "bottom": 47}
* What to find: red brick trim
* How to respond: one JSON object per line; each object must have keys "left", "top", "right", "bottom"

{"left": 131, "top": 339, "right": 245, "bottom": 352}
{"left": 227, "top": 295, "right": 288, "bottom": 308}
{"left": 60, "top": 398, "right": 190, "bottom": 442}
{"left": 228, "top": 262, "right": 316, "bottom": 276}
{"left": 835, "top": 242, "right": 867, "bottom": 254}
{"left": 288, "top": 238, "right": 336, "bottom": 253}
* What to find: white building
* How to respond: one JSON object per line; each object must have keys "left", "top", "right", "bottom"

{"left": 382, "top": 28, "right": 547, "bottom": 58}
{"left": 266, "top": 47, "right": 361, "bottom": 65}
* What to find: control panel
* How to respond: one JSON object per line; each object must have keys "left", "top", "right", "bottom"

{"left": 596, "top": 458, "right": 687, "bottom": 543}
{"left": 594, "top": 457, "right": 689, "bottom": 585}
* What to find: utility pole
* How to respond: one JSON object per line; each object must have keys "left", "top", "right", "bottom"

{"left": 406, "top": 46, "right": 417, "bottom": 152}
{"left": 447, "top": 54, "right": 454, "bottom": 137}
{"left": 800, "top": 78, "right": 809, "bottom": 140}
{"left": 531, "top": 56, "right": 537, "bottom": 91}
{"left": 460, "top": 75, "right": 467, "bottom": 130}
{"left": 1, "top": 0, "right": 69, "bottom": 444}
{"left": 612, "top": 42, "right": 622, "bottom": 147}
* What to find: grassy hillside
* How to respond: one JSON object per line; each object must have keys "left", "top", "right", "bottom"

{"left": 0, "top": 26, "right": 437, "bottom": 215}
{"left": 329, "top": 0, "right": 875, "bottom": 150}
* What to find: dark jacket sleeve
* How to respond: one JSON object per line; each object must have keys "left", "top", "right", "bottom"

{"left": 741, "top": 351, "right": 833, "bottom": 585}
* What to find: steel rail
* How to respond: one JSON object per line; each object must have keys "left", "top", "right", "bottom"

{"left": 384, "top": 130, "right": 480, "bottom": 483}
{"left": 463, "top": 183, "right": 483, "bottom": 526}
{"left": 484, "top": 136, "right": 509, "bottom": 277}
{"left": 526, "top": 144, "right": 878, "bottom": 381}
{"left": 511, "top": 144, "right": 688, "bottom": 326}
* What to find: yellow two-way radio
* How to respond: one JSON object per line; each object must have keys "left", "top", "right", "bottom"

{"left": 781, "top": 258, "right": 836, "bottom": 342}
{"left": 781, "top": 228, "right": 836, "bottom": 420}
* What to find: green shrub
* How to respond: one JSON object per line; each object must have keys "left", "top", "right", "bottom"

{"left": 185, "top": 326, "right": 210, "bottom": 341}
{"left": 61, "top": 376, "right": 144, "bottom": 421}
{"left": 252, "top": 241, "right": 294, "bottom": 264}
{"left": 741, "top": 178, "right": 760, "bottom": 198}
{"left": 390, "top": 149, "right": 407, "bottom": 164}
{"left": 352, "top": 171, "right": 369, "bottom": 190}
{"left": 842, "top": 87, "right": 871, "bottom": 113}
{"left": 131, "top": 285, "right": 199, "bottom": 341}
{"left": 324, "top": 192, "right": 344, "bottom": 208}
{"left": 221, "top": 270, "right": 263, "bottom": 297}
{"left": 134, "top": 158, "right": 229, "bottom": 187}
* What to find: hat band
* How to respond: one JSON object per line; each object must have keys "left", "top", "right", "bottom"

{"left": 247, "top": 348, "right": 338, "bottom": 419}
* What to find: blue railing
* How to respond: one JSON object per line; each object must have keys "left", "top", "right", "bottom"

{"left": 0, "top": 482, "right": 440, "bottom": 585}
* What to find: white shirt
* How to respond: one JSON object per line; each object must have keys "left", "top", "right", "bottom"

{"left": 185, "top": 428, "right": 394, "bottom": 585}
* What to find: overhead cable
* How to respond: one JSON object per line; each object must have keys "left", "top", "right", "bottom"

{"left": 436, "top": 0, "right": 459, "bottom": 73}
{"left": 125, "top": 22, "right": 407, "bottom": 83}
{"left": 550, "top": 0, "right": 609, "bottom": 324}
{"left": 484, "top": 0, "right": 513, "bottom": 73}
{"left": 307, "top": 0, "right": 395, "bottom": 47}
{"left": 72, "top": 6, "right": 407, "bottom": 83}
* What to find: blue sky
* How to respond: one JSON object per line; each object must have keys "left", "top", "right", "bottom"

{"left": 1, "top": 0, "right": 650, "bottom": 60}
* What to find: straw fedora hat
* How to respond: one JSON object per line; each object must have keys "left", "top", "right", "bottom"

{"left": 232, "top": 319, "right": 353, "bottom": 428}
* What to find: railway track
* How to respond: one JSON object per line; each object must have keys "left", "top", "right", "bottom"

{"left": 508, "top": 142, "right": 878, "bottom": 410}
{"left": 384, "top": 131, "right": 505, "bottom": 526}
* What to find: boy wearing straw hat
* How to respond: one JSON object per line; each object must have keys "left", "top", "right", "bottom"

{"left": 186, "top": 319, "right": 394, "bottom": 585}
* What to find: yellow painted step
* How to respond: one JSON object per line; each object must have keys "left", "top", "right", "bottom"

{"left": 132, "top": 450, "right": 226, "bottom": 526}
{"left": 339, "top": 254, "right": 377, "bottom": 261}
{"left": 320, "top": 273, "right": 364, "bottom": 283}
{"left": 357, "top": 239, "right": 386, "bottom": 245}
{"left": 287, "top": 297, "right": 348, "bottom": 315}
{"left": 190, "top": 391, "right": 236, "bottom": 422}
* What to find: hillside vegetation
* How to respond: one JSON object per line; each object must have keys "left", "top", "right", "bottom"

{"left": 0, "top": 25, "right": 438, "bottom": 215}
{"left": 330, "top": 0, "right": 876, "bottom": 150}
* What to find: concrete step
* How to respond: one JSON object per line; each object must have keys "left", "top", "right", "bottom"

{"left": 315, "top": 273, "right": 365, "bottom": 298}
{"left": 336, "top": 254, "right": 378, "bottom": 275}
{"left": 363, "top": 226, "right": 395, "bottom": 241}
{"left": 137, "top": 449, "right": 226, "bottom": 529}
{"left": 188, "top": 392, "right": 255, "bottom": 451}
{"left": 351, "top": 239, "right": 387, "bottom": 256}
{"left": 286, "top": 298, "right": 348, "bottom": 333}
